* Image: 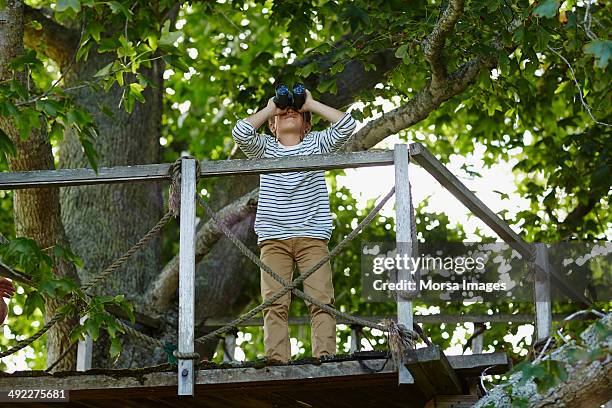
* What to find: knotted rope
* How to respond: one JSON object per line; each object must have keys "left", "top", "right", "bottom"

{"left": 168, "top": 156, "right": 201, "bottom": 217}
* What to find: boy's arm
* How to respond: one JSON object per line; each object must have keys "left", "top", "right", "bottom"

{"left": 301, "top": 91, "right": 357, "bottom": 154}
{"left": 231, "top": 120, "right": 268, "bottom": 159}
{"left": 232, "top": 98, "right": 286, "bottom": 158}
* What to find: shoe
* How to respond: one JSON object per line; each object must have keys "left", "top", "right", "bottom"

{"left": 265, "top": 357, "right": 287, "bottom": 366}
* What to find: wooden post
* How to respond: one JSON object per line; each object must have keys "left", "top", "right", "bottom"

{"left": 178, "top": 158, "right": 196, "bottom": 396}
{"left": 472, "top": 322, "right": 484, "bottom": 354}
{"left": 394, "top": 144, "right": 415, "bottom": 385}
{"left": 534, "top": 243, "right": 552, "bottom": 341}
{"left": 76, "top": 315, "right": 92, "bottom": 371}
{"left": 350, "top": 325, "right": 362, "bottom": 353}
{"left": 223, "top": 332, "right": 236, "bottom": 362}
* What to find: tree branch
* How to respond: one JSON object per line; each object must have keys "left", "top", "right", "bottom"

{"left": 341, "top": 53, "right": 495, "bottom": 152}
{"left": 422, "top": 0, "right": 466, "bottom": 90}
{"left": 146, "top": 189, "right": 259, "bottom": 312}
{"left": 559, "top": 190, "right": 606, "bottom": 239}
{"left": 23, "top": 5, "right": 79, "bottom": 68}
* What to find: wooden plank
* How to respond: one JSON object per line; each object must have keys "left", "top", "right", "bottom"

{"left": 0, "top": 164, "right": 170, "bottom": 190}
{"left": 408, "top": 143, "right": 533, "bottom": 260}
{"left": 178, "top": 158, "right": 196, "bottom": 396}
{"left": 534, "top": 244, "right": 552, "bottom": 340}
{"left": 0, "top": 150, "right": 394, "bottom": 190}
{"left": 77, "top": 316, "right": 93, "bottom": 372}
{"left": 394, "top": 144, "right": 415, "bottom": 385}
{"left": 404, "top": 346, "right": 463, "bottom": 399}
{"left": 0, "top": 354, "right": 510, "bottom": 392}
{"left": 204, "top": 312, "right": 595, "bottom": 327}
{"left": 446, "top": 352, "right": 510, "bottom": 376}
{"left": 425, "top": 395, "right": 480, "bottom": 408}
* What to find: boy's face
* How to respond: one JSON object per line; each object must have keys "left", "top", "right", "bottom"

{"left": 269, "top": 108, "right": 311, "bottom": 140}
{"left": 274, "top": 108, "right": 304, "bottom": 133}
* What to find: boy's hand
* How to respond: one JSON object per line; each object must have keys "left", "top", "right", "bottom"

{"left": 298, "top": 89, "right": 315, "bottom": 113}
{"left": 266, "top": 97, "right": 288, "bottom": 119}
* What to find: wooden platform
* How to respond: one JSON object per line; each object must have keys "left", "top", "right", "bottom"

{"left": 0, "top": 350, "right": 510, "bottom": 407}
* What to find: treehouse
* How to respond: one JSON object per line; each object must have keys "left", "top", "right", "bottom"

{"left": 0, "top": 143, "right": 589, "bottom": 407}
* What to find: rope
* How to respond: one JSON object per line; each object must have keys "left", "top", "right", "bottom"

{"left": 0, "top": 312, "right": 66, "bottom": 359}
{"left": 194, "top": 185, "right": 419, "bottom": 345}
{"left": 1, "top": 190, "right": 175, "bottom": 360}
{"left": 81, "top": 211, "right": 174, "bottom": 293}
{"left": 168, "top": 156, "right": 201, "bottom": 217}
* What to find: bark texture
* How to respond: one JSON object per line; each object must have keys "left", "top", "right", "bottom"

{"left": 474, "top": 313, "right": 612, "bottom": 408}
{"left": 57, "top": 53, "right": 167, "bottom": 368}
{"left": 0, "top": 0, "right": 79, "bottom": 372}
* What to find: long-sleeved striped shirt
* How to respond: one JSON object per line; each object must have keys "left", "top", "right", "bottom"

{"left": 232, "top": 112, "right": 357, "bottom": 245}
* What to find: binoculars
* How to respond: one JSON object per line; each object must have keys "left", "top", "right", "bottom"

{"left": 273, "top": 83, "right": 306, "bottom": 110}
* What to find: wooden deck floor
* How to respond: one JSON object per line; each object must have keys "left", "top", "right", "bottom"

{"left": 0, "top": 350, "right": 511, "bottom": 408}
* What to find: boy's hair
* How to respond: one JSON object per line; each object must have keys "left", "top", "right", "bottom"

{"left": 268, "top": 111, "right": 312, "bottom": 141}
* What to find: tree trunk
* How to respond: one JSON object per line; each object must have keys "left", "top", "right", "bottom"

{"left": 0, "top": 0, "right": 79, "bottom": 372}
{"left": 57, "top": 50, "right": 167, "bottom": 368}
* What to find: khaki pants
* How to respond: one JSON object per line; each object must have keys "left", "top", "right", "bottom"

{"left": 258, "top": 237, "right": 336, "bottom": 362}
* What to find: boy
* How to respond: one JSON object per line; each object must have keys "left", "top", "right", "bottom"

{"left": 232, "top": 88, "right": 357, "bottom": 363}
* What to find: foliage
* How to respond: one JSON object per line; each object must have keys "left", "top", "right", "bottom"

{"left": 0, "top": 238, "right": 135, "bottom": 366}
{"left": 479, "top": 315, "right": 612, "bottom": 407}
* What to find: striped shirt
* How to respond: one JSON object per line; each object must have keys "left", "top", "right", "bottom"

{"left": 232, "top": 112, "right": 357, "bottom": 244}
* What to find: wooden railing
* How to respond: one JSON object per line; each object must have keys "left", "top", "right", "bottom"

{"left": 0, "top": 142, "right": 583, "bottom": 395}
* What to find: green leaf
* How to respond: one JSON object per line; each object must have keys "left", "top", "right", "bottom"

{"left": 110, "top": 336, "right": 122, "bottom": 361}
{"left": 56, "top": 0, "right": 81, "bottom": 13}
{"left": 117, "top": 35, "right": 137, "bottom": 59}
{"left": 0, "top": 128, "right": 16, "bottom": 156}
{"left": 159, "top": 20, "right": 182, "bottom": 49}
{"left": 9, "top": 80, "right": 29, "bottom": 100}
{"left": 23, "top": 291, "right": 45, "bottom": 316}
{"left": 395, "top": 44, "right": 408, "bottom": 59}
{"left": 94, "top": 61, "right": 115, "bottom": 78}
{"left": 147, "top": 35, "right": 158, "bottom": 52}
{"left": 108, "top": 1, "right": 133, "bottom": 19}
{"left": 76, "top": 39, "right": 93, "bottom": 62}
{"left": 493, "top": 190, "right": 510, "bottom": 200}
{"left": 69, "top": 326, "right": 85, "bottom": 343}
{"left": 35, "top": 99, "right": 61, "bottom": 116}
{"left": 533, "top": 0, "right": 560, "bottom": 19}
{"left": 84, "top": 317, "right": 100, "bottom": 341}
{"left": 86, "top": 21, "right": 104, "bottom": 42}
{"left": 81, "top": 137, "right": 99, "bottom": 172}
{"left": 583, "top": 40, "right": 612, "bottom": 69}
{"left": 14, "top": 107, "right": 41, "bottom": 140}
{"left": 49, "top": 121, "right": 65, "bottom": 141}
{"left": 299, "top": 61, "right": 318, "bottom": 78}
{"left": 129, "top": 83, "right": 145, "bottom": 103}
{"left": 29, "top": 20, "right": 43, "bottom": 31}
{"left": 8, "top": 49, "right": 41, "bottom": 70}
